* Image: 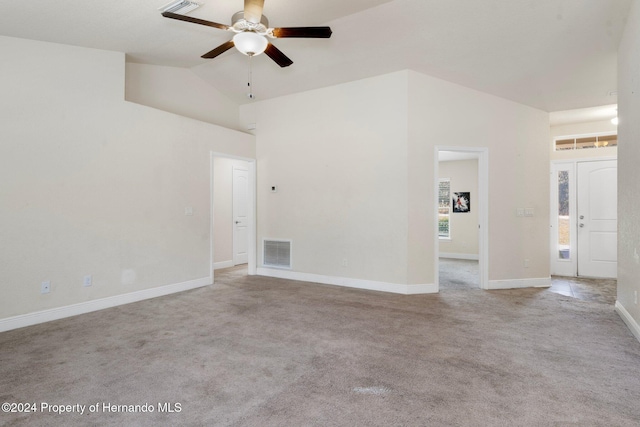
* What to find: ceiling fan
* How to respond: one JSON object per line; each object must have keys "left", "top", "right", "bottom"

{"left": 161, "top": 0, "right": 333, "bottom": 67}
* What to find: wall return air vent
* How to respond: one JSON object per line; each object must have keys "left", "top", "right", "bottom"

{"left": 263, "top": 239, "right": 291, "bottom": 268}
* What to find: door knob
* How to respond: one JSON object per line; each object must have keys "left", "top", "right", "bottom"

{"left": 579, "top": 215, "right": 584, "bottom": 219}
{"left": 579, "top": 223, "right": 585, "bottom": 228}
{"left": 235, "top": 221, "right": 240, "bottom": 224}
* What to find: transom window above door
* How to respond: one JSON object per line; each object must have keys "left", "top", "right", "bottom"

{"left": 555, "top": 133, "right": 617, "bottom": 151}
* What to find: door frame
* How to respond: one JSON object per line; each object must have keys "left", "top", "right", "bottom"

{"left": 434, "top": 146, "right": 489, "bottom": 290}
{"left": 210, "top": 152, "right": 257, "bottom": 283}
{"left": 549, "top": 156, "right": 617, "bottom": 277}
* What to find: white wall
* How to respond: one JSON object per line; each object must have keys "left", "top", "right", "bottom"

{"left": 439, "top": 159, "right": 479, "bottom": 258}
{"left": 616, "top": 0, "right": 640, "bottom": 340}
{"left": 213, "top": 157, "right": 250, "bottom": 268}
{"left": 242, "top": 69, "right": 550, "bottom": 291}
{"left": 408, "top": 70, "right": 550, "bottom": 286}
{"left": 125, "top": 63, "right": 242, "bottom": 132}
{"left": 247, "top": 72, "right": 410, "bottom": 286}
{"left": 0, "top": 36, "right": 254, "bottom": 324}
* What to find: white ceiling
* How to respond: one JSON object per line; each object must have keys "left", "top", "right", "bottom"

{"left": 0, "top": 0, "right": 632, "bottom": 115}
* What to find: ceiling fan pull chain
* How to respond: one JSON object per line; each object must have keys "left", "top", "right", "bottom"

{"left": 247, "top": 55, "right": 255, "bottom": 100}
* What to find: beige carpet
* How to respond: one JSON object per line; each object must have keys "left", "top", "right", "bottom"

{"left": 1, "top": 266, "right": 639, "bottom": 426}
{"left": 439, "top": 258, "right": 480, "bottom": 290}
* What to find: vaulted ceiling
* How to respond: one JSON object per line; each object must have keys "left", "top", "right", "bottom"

{"left": 0, "top": 0, "right": 632, "bottom": 112}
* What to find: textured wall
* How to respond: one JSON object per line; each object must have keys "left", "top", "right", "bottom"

{"left": 408, "top": 70, "right": 550, "bottom": 284}
{"left": 0, "top": 36, "right": 254, "bottom": 319}
{"left": 617, "top": 0, "right": 640, "bottom": 334}
{"left": 125, "top": 63, "right": 242, "bottom": 132}
{"left": 242, "top": 69, "right": 550, "bottom": 289}
{"left": 249, "top": 72, "right": 410, "bottom": 285}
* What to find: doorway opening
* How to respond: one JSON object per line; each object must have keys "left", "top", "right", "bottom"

{"left": 434, "top": 147, "right": 489, "bottom": 291}
{"left": 210, "top": 152, "right": 256, "bottom": 283}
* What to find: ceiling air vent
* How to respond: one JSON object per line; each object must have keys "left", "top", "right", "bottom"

{"left": 159, "top": 0, "right": 201, "bottom": 14}
{"left": 263, "top": 239, "right": 291, "bottom": 268}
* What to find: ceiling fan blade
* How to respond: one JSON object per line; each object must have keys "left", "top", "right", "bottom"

{"left": 162, "top": 11, "right": 229, "bottom": 31}
{"left": 244, "top": 0, "right": 265, "bottom": 24}
{"left": 201, "top": 41, "right": 235, "bottom": 59}
{"left": 264, "top": 43, "right": 293, "bottom": 67}
{"left": 272, "top": 26, "right": 332, "bottom": 38}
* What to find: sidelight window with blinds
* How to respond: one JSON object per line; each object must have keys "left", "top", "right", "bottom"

{"left": 438, "top": 179, "right": 451, "bottom": 239}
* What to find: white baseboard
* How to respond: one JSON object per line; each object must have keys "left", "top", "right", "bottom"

{"left": 214, "top": 260, "right": 234, "bottom": 270}
{"left": 439, "top": 253, "right": 479, "bottom": 261}
{"left": 257, "top": 268, "right": 437, "bottom": 295}
{"left": 0, "top": 276, "right": 211, "bottom": 333}
{"left": 615, "top": 301, "right": 640, "bottom": 343}
{"left": 488, "top": 277, "right": 551, "bottom": 290}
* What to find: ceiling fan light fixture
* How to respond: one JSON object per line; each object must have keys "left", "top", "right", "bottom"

{"left": 233, "top": 32, "right": 268, "bottom": 56}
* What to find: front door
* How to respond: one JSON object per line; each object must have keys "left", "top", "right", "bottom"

{"left": 233, "top": 167, "right": 249, "bottom": 265}
{"left": 576, "top": 160, "right": 617, "bottom": 278}
{"left": 550, "top": 159, "right": 617, "bottom": 278}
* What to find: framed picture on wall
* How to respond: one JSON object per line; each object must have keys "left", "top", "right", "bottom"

{"left": 452, "top": 192, "right": 470, "bottom": 213}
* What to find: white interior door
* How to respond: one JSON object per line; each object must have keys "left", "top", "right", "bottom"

{"left": 233, "top": 167, "right": 249, "bottom": 265}
{"left": 577, "top": 160, "right": 617, "bottom": 278}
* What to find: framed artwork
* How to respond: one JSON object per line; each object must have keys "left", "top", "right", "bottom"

{"left": 452, "top": 192, "right": 470, "bottom": 213}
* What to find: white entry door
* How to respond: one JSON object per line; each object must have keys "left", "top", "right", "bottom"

{"left": 233, "top": 167, "right": 249, "bottom": 265}
{"left": 576, "top": 160, "right": 617, "bottom": 278}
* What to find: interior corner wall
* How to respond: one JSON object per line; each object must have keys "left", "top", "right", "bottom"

{"left": 245, "top": 68, "right": 549, "bottom": 290}
{"left": 213, "top": 157, "right": 250, "bottom": 268}
{"left": 245, "top": 71, "right": 410, "bottom": 286}
{"left": 0, "top": 36, "right": 255, "bottom": 322}
{"left": 125, "top": 62, "right": 242, "bottom": 132}
{"left": 438, "top": 159, "right": 479, "bottom": 257}
{"left": 408, "top": 70, "right": 550, "bottom": 285}
{"left": 616, "top": 0, "right": 640, "bottom": 338}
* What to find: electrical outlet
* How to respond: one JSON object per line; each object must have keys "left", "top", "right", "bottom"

{"left": 184, "top": 207, "right": 193, "bottom": 216}
{"left": 524, "top": 259, "right": 530, "bottom": 268}
{"left": 83, "top": 275, "right": 92, "bottom": 287}
{"left": 41, "top": 281, "right": 51, "bottom": 294}
{"left": 341, "top": 258, "right": 348, "bottom": 267}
